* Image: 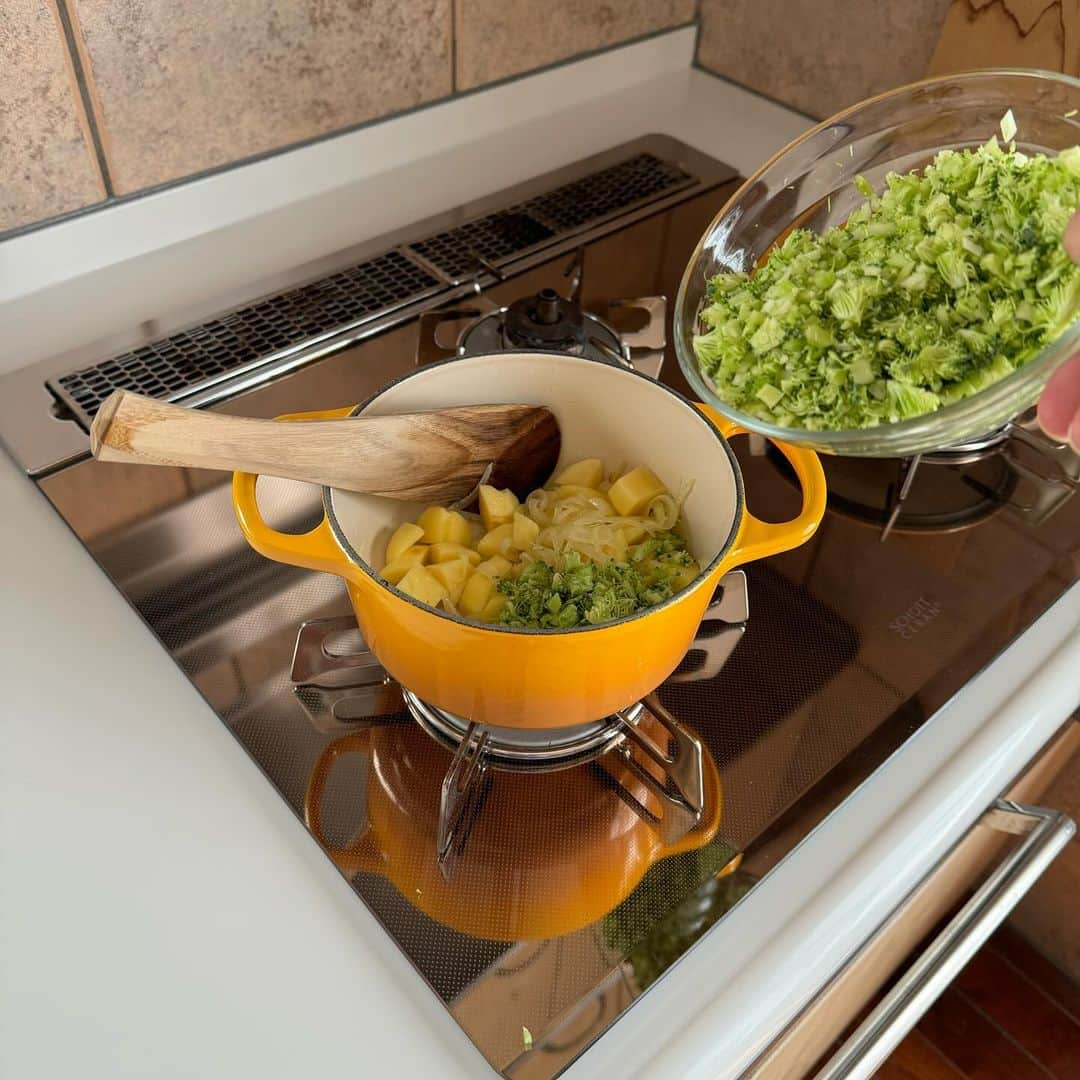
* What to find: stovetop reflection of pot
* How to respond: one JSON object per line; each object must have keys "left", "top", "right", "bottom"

{"left": 304, "top": 713, "right": 723, "bottom": 941}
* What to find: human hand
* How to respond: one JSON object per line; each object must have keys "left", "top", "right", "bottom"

{"left": 1037, "top": 213, "right": 1080, "bottom": 450}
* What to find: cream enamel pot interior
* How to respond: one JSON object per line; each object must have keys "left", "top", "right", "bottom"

{"left": 233, "top": 352, "right": 826, "bottom": 728}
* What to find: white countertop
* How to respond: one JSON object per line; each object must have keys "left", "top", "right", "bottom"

{"left": 2, "top": 27, "right": 1078, "bottom": 1080}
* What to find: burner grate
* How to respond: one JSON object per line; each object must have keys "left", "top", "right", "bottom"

{"left": 49, "top": 250, "right": 441, "bottom": 425}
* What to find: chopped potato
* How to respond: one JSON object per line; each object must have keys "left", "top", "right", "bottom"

{"left": 478, "top": 485, "right": 519, "bottom": 531}
{"left": 428, "top": 542, "right": 482, "bottom": 566}
{"left": 417, "top": 506, "right": 472, "bottom": 545}
{"left": 427, "top": 558, "right": 471, "bottom": 604}
{"left": 396, "top": 565, "right": 448, "bottom": 606}
{"left": 386, "top": 522, "right": 425, "bottom": 563}
{"left": 380, "top": 546, "right": 429, "bottom": 584}
{"left": 378, "top": 457, "right": 695, "bottom": 628}
{"left": 476, "top": 594, "right": 508, "bottom": 623}
{"left": 671, "top": 564, "right": 700, "bottom": 590}
{"left": 511, "top": 512, "right": 540, "bottom": 550}
{"left": 458, "top": 571, "right": 495, "bottom": 615}
{"left": 477, "top": 522, "right": 515, "bottom": 558}
{"left": 554, "top": 458, "right": 603, "bottom": 488}
{"left": 474, "top": 554, "right": 513, "bottom": 579}
{"left": 608, "top": 466, "right": 668, "bottom": 517}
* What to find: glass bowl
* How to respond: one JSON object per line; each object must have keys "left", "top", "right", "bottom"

{"left": 674, "top": 69, "right": 1080, "bottom": 457}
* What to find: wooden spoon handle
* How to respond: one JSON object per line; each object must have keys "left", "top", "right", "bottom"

{"left": 89, "top": 390, "right": 534, "bottom": 499}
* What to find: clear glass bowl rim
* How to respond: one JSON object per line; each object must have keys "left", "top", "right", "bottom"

{"left": 674, "top": 67, "right": 1080, "bottom": 457}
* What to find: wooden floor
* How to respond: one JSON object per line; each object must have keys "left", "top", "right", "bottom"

{"left": 878, "top": 927, "right": 1080, "bottom": 1080}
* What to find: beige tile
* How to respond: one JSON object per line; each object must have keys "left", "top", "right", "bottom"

{"left": 697, "top": 0, "right": 952, "bottom": 119}
{"left": 455, "top": 0, "right": 695, "bottom": 90}
{"left": 0, "top": 0, "right": 105, "bottom": 231}
{"left": 70, "top": 0, "right": 453, "bottom": 193}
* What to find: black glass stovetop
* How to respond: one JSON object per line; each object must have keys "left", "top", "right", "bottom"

{"left": 37, "top": 188, "right": 1079, "bottom": 1080}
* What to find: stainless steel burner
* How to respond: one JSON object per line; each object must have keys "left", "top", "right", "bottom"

{"left": 404, "top": 688, "right": 637, "bottom": 769}
{"left": 416, "top": 249, "right": 667, "bottom": 377}
{"left": 458, "top": 298, "right": 627, "bottom": 366}
{"left": 767, "top": 408, "right": 1078, "bottom": 541}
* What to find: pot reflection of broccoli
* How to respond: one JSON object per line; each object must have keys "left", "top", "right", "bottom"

{"left": 602, "top": 841, "right": 756, "bottom": 991}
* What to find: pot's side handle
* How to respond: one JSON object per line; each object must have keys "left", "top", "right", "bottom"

{"left": 232, "top": 405, "right": 358, "bottom": 578}
{"left": 304, "top": 732, "right": 384, "bottom": 878}
{"left": 695, "top": 404, "right": 827, "bottom": 564}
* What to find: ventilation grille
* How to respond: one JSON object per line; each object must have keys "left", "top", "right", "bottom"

{"left": 50, "top": 151, "right": 695, "bottom": 429}
{"left": 409, "top": 152, "right": 692, "bottom": 281}
{"left": 410, "top": 211, "right": 555, "bottom": 281}
{"left": 52, "top": 250, "right": 441, "bottom": 423}
{"left": 523, "top": 152, "right": 691, "bottom": 231}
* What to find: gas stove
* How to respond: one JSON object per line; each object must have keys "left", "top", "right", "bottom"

{"left": 3, "top": 135, "right": 1077, "bottom": 1079}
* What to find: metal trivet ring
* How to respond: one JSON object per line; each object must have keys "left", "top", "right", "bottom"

{"left": 403, "top": 690, "right": 637, "bottom": 771}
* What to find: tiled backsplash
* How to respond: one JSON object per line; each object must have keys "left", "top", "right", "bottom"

{"left": 0, "top": 0, "right": 692, "bottom": 236}
{"left": 8, "top": 1, "right": 1041, "bottom": 239}
{"left": 0, "top": 0, "right": 105, "bottom": 231}
{"left": 696, "top": 0, "right": 953, "bottom": 119}
{"left": 454, "top": 0, "right": 693, "bottom": 90}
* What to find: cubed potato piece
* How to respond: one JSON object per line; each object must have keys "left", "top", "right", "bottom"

{"left": 443, "top": 511, "right": 473, "bottom": 546}
{"left": 416, "top": 506, "right": 473, "bottom": 545}
{"left": 380, "top": 546, "right": 428, "bottom": 584}
{"left": 429, "top": 542, "right": 482, "bottom": 566}
{"left": 459, "top": 571, "right": 495, "bottom": 615}
{"left": 511, "top": 512, "right": 540, "bottom": 550}
{"left": 427, "top": 558, "right": 471, "bottom": 604}
{"left": 476, "top": 594, "right": 508, "bottom": 623}
{"left": 474, "top": 554, "right": 512, "bottom": 579}
{"left": 395, "top": 565, "right": 448, "bottom": 607}
{"left": 608, "top": 467, "right": 668, "bottom": 517}
{"left": 416, "top": 506, "right": 447, "bottom": 542}
{"left": 477, "top": 522, "right": 515, "bottom": 558}
{"left": 671, "top": 563, "right": 700, "bottom": 591}
{"left": 478, "top": 485, "right": 519, "bottom": 531}
{"left": 554, "top": 458, "right": 604, "bottom": 488}
{"left": 386, "top": 522, "right": 425, "bottom": 563}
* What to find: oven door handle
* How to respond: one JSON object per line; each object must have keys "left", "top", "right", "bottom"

{"left": 815, "top": 799, "right": 1075, "bottom": 1080}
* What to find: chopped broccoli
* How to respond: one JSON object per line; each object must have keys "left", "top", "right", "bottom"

{"left": 497, "top": 534, "right": 696, "bottom": 629}
{"left": 693, "top": 138, "right": 1080, "bottom": 430}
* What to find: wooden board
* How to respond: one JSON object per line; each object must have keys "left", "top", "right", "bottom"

{"left": 929, "top": 0, "right": 1080, "bottom": 75}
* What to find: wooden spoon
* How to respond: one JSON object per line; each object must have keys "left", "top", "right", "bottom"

{"left": 89, "top": 390, "right": 561, "bottom": 503}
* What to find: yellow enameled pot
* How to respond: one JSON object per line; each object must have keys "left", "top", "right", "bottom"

{"left": 233, "top": 352, "right": 826, "bottom": 728}
{"left": 303, "top": 713, "right": 725, "bottom": 941}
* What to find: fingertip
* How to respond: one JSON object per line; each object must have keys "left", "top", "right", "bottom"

{"left": 1065, "top": 212, "right": 1080, "bottom": 263}
{"left": 1037, "top": 352, "right": 1080, "bottom": 440}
